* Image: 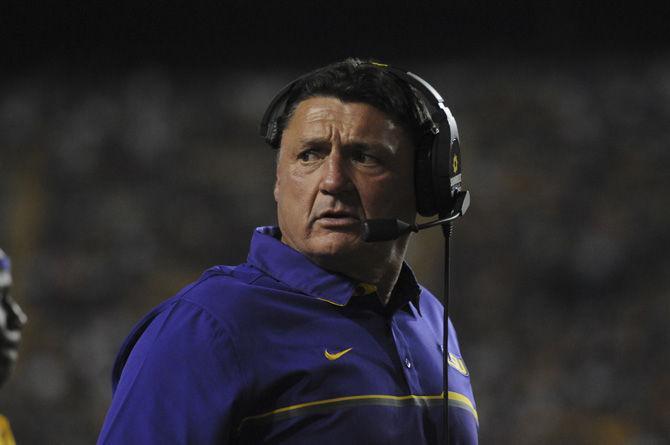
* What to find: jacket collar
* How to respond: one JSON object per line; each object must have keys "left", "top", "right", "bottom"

{"left": 247, "top": 226, "right": 421, "bottom": 312}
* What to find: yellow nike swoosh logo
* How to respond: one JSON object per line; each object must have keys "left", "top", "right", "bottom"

{"left": 324, "top": 347, "right": 353, "bottom": 361}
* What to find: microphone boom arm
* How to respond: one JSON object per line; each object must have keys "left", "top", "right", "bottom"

{"left": 362, "top": 190, "right": 470, "bottom": 242}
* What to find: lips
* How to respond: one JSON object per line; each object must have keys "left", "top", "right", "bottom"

{"left": 317, "top": 209, "right": 360, "bottom": 220}
{"left": 314, "top": 209, "right": 360, "bottom": 228}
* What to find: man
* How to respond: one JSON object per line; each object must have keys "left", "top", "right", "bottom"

{"left": 98, "top": 59, "right": 478, "bottom": 444}
{"left": 1, "top": 249, "right": 28, "bottom": 445}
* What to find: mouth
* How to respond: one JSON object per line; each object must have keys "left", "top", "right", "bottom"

{"left": 315, "top": 210, "right": 361, "bottom": 228}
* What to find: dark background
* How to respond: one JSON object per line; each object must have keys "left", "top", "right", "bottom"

{"left": 1, "top": 2, "right": 669, "bottom": 443}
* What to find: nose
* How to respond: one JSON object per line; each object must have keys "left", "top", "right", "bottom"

{"left": 319, "top": 151, "right": 354, "bottom": 196}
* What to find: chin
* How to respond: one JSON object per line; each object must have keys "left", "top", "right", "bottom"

{"left": 308, "top": 232, "right": 363, "bottom": 260}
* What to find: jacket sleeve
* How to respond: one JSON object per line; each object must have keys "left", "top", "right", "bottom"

{"left": 97, "top": 299, "right": 246, "bottom": 444}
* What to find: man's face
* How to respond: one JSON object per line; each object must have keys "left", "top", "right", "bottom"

{"left": 274, "top": 96, "right": 416, "bottom": 276}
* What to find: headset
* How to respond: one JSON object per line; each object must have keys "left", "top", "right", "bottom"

{"left": 259, "top": 60, "right": 470, "bottom": 222}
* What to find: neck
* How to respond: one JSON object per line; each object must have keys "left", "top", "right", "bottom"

{"left": 308, "top": 237, "right": 410, "bottom": 306}
{"left": 373, "top": 261, "right": 404, "bottom": 305}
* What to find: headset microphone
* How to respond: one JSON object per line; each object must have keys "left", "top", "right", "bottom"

{"left": 362, "top": 190, "right": 471, "bottom": 242}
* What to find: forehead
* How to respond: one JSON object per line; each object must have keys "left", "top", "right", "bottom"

{"left": 284, "top": 96, "right": 410, "bottom": 147}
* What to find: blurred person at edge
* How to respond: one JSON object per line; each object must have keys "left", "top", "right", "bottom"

{"left": 0, "top": 249, "right": 28, "bottom": 445}
{"left": 98, "top": 58, "right": 478, "bottom": 444}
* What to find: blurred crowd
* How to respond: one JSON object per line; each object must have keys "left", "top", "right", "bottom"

{"left": 0, "top": 55, "right": 668, "bottom": 444}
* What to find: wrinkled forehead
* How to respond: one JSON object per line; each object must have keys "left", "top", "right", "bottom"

{"left": 283, "top": 97, "right": 413, "bottom": 151}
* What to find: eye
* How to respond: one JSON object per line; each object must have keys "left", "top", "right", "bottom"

{"left": 298, "top": 148, "right": 321, "bottom": 162}
{"left": 351, "top": 150, "right": 379, "bottom": 165}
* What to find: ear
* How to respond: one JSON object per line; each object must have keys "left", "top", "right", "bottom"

{"left": 273, "top": 171, "right": 280, "bottom": 203}
{"left": 273, "top": 147, "right": 283, "bottom": 203}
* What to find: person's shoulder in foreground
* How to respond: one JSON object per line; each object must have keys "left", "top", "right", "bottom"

{"left": 1, "top": 249, "right": 27, "bottom": 445}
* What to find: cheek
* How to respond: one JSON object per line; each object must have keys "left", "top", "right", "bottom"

{"left": 364, "top": 174, "right": 415, "bottom": 209}
{"left": 276, "top": 167, "right": 318, "bottom": 218}
{"left": 284, "top": 169, "right": 312, "bottom": 202}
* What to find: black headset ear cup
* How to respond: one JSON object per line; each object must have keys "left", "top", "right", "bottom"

{"left": 415, "top": 133, "right": 437, "bottom": 217}
{"left": 433, "top": 134, "right": 455, "bottom": 217}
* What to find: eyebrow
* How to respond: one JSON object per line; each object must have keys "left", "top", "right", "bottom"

{"left": 298, "top": 137, "right": 393, "bottom": 153}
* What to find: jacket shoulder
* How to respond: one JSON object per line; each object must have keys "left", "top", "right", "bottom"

{"left": 111, "top": 263, "right": 264, "bottom": 390}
